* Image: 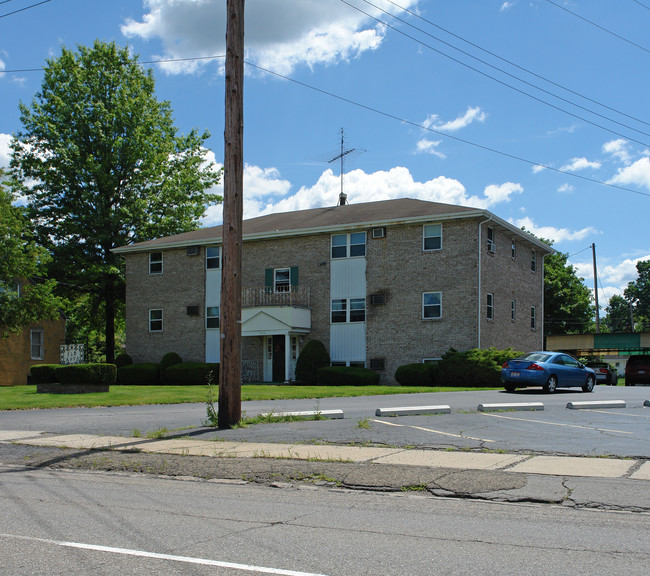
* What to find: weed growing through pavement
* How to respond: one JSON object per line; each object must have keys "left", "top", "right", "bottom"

{"left": 357, "top": 417, "right": 372, "bottom": 430}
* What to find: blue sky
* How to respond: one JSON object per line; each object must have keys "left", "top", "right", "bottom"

{"left": 1, "top": 0, "right": 650, "bottom": 315}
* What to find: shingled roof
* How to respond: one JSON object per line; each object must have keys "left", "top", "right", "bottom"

{"left": 113, "top": 197, "right": 552, "bottom": 253}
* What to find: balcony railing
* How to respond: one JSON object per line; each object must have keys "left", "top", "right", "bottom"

{"left": 242, "top": 285, "right": 310, "bottom": 309}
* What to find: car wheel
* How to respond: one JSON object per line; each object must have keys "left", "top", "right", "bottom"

{"left": 582, "top": 376, "right": 595, "bottom": 393}
{"left": 504, "top": 383, "right": 516, "bottom": 392}
{"left": 543, "top": 375, "right": 558, "bottom": 394}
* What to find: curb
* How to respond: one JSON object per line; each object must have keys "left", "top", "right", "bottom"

{"left": 478, "top": 402, "right": 544, "bottom": 412}
{"left": 566, "top": 400, "right": 626, "bottom": 410}
{"left": 375, "top": 405, "right": 451, "bottom": 417}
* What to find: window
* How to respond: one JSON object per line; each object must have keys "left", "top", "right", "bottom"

{"left": 206, "top": 246, "right": 220, "bottom": 269}
{"left": 331, "top": 232, "right": 366, "bottom": 259}
{"left": 487, "top": 227, "right": 495, "bottom": 253}
{"left": 331, "top": 298, "right": 366, "bottom": 323}
{"left": 149, "top": 309, "right": 163, "bottom": 332}
{"left": 274, "top": 268, "right": 290, "bottom": 293}
{"left": 423, "top": 292, "right": 442, "bottom": 319}
{"left": 531, "top": 250, "right": 537, "bottom": 272}
{"left": 487, "top": 293, "right": 494, "bottom": 320}
{"left": 423, "top": 224, "right": 442, "bottom": 251}
{"left": 511, "top": 239, "right": 516, "bottom": 260}
{"left": 30, "top": 330, "right": 44, "bottom": 360}
{"left": 511, "top": 300, "right": 516, "bottom": 322}
{"left": 149, "top": 252, "right": 163, "bottom": 275}
{"left": 206, "top": 306, "right": 220, "bottom": 329}
{"left": 530, "top": 306, "right": 536, "bottom": 330}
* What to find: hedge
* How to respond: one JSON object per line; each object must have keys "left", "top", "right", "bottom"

{"left": 394, "top": 363, "right": 436, "bottom": 386}
{"left": 295, "top": 340, "right": 330, "bottom": 385}
{"left": 114, "top": 352, "right": 134, "bottom": 369}
{"left": 317, "top": 366, "right": 380, "bottom": 386}
{"left": 163, "top": 362, "right": 220, "bottom": 386}
{"left": 160, "top": 352, "right": 183, "bottom": 384}
{"left": 30, "top": 364, "right": 60, "bottom": 385}
{"left": 55, "top": 363, "right": 117, "bottom": 386}
{"left": 435, "top": 347, "right": 522, "bottom": 388}
{"left": 116, "top": 363, "right": 160, "bottom": 386}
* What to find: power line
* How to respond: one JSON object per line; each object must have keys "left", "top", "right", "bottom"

{"left": 342, "top": 0, "right": 650, "bottom": 147}
{"left": 377, "top": 0, "right": 650, "bottom": 129}
{"left": 630, "top": 0, "right": 650, "bottom": 11}
{"left": 543, "top": 0, "right": 650, "bottom": 54}
{"left": 0, "top": 0, "right": 53, "bottom": 19}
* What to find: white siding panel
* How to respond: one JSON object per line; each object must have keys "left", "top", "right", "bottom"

{"left": 206, "top": 330, "right": 220, "bottom": 363}
{"left": 206, "top": 269, "right": 221, "bottom": 306}
{"left": 330, "top": 258, "right": 366, "bottom": 298}
{"left": 330, "top": 323, "right": 366, "bottom": 363}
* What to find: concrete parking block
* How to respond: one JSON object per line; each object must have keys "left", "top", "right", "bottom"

{"left": 566, "top": 400, "right": 626, "bottom": 410}
{"left": 0, "top": 430, "right": 44, "bottom": 442}
{"left": 373, "top": 449, "right": 528, "bottom": 470}
{"left": 477, "top": 402, "right": 544, "bottom": 412}
{"left": 630, "top": 461, "right": 650, "bottom": 480}
{"left": 375, "top": 405, "right": 451, "bottom": 417}
{"left": 508, "top": 455, "right": 635, "bottom": 478}
{"left": 260, "top": 409, "right": 344, "bottom": 419}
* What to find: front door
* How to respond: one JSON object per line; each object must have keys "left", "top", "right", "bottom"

{"left": 272, "top": 335, "right": 286, "bottom": 382}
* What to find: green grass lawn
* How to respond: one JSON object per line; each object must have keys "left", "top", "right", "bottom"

{"left": 0, "top": 384, "right": 482, "bottom": 411}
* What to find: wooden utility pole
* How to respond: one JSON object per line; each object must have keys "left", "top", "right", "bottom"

{"left": 219, "top": 0, "right": 244, "bottom": 429}
{"left": 592, "top": 243, "right": 600, "bottom": 333}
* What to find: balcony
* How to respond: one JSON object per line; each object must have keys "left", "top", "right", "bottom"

{"left": 242, "top": 285, "right": 310, "bottom": 309}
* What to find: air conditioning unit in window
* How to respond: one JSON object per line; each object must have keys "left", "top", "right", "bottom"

{"left": 369, "top": 293, "right": 386, "bottom": 305}
{"left": 372, "top": 227, "right": 386, "bottom": 239}
{"left": 186, "top": 246, "right": 200, "bottom": 256}
{"left": 186, "top": 305, "right": 199, "bottom": 316}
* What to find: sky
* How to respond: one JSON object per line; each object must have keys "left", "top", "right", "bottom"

{"left": 1, "top": 0, "right": 650, "bottom": 317}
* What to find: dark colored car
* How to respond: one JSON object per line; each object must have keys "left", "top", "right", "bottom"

{"left": 586, "top": 361, "right": 618, "bottom": 385}
{"left": 625, "top": 355, "right": 650, "bottom": 386}
{"left": 501, "top": 351, "right": 596, "bottom": 394}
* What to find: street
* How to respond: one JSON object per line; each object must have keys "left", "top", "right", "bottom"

{"left": 1, "top": 466, "right": 648, "bottom": 576}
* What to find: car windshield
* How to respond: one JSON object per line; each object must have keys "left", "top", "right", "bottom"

{"left": 517, "top": 352, "right": 552, "bottom": 363}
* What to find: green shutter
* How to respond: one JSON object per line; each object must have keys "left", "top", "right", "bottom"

{"left": 290, "top": 266, "right": 299, "bottom": 287}
{"left": 265, "top": 268, "right": 273, "bottom": 294}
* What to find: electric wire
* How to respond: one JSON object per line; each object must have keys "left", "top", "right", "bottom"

{"left": 377, "top": 0, "right": 650, "bottom": 129}
{"left": 0, "top": 0, "right": 53, "bottom": 19}
{"left": 630, "top": 0, "right": 650, "bottom": 11}
{"left": 543, "top": 0, "right": 650, "bottom": 55}
{"left": 341, "top": 0, "right": 650, "bottom": 147}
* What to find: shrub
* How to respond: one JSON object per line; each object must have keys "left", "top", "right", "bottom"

{"left": 116, "top": 363, "right": 160, "bottom": 385}
{"left": 394, "top": 363, "right": 437, "bottom": 386}
{"left": 160, "top": 352, "right": 183, "bottom": 384}
{"left": 54, "top": 363, "right": 117, "bottom": 386}
{"left": 317, "top": 366, "right": 380, "bottom": 386}
{"left": 435, "top": 347, "right": 522, "bottom": 388}
{"left": 164, "top": 362, "right": 220, "bottom": 386}
{"left": 295, "top": 340, "right": 330, "bottom": 385}
{"left": 30, "top": 364, "right": 59, "bottom": 384}
{"left": 114, "top": 352, "right": 133, "bottom": 369}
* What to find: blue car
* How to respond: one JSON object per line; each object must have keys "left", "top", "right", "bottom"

{"left": 501, "top": 351, "right": 596, "bottom": 393}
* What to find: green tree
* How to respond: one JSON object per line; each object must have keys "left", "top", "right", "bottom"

{"left": 624, "top": 260, "right": 650, "bottom": 331}
{"left": 0, "top": 170, "right": 61, "bottom": 335}
{"left": 544, "top": 249, "right": 595, "bottom": 336}
{"left": 10, "top": 41, "right": 221, "bottom": 361}
{"left": 602, "top": 294, "right": 633, "bottom": 333}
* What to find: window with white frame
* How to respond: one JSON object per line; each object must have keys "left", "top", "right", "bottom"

{"left": 206, "top": 246, "right": 220, "bottom": 269}
{"left": 530, "top": 306, "right": 536, "bottom": 329}
{"left": 30, "top": 330, "right": 44, "bottom": 360}
{"left": 511, "top": 300, "right": 516, "bottom": 322}
{"left": 487, "top": 227, "right": 495, "bottom": 253}
{"left": 331, "top": 232, "right": 366, "bottom": 259}
{"left": 422, "top": 292, "right": 442, "bottom": 319}
{"left": 487, "top": 293, "right": 494, "bottom": 320}
{"left": 423, "top": 224, "right": 442, "bottom": 251}
{"left": 149, "top": 309, "right": 163, "bottom": 332}
{"left": 531, "top": 250, "right": 537, "bottom": 272}
{"left": 149, "top": 252, "right": 163, "bottom": 275}
{"left": 206, "top": 306, "right": 220, "bottom": 329}
{"left": 331, "top": 298, "right": 366, "bottom": 323}
{"left": 274, "top": 268, "right": 291, "bottom": 293}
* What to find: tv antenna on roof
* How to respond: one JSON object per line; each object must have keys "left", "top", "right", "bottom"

{"left": 326, "top": 128, "right": 365, "bottom": 206}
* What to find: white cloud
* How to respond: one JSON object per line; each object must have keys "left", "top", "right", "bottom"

{"left": 500, "top": 2, "right": 516, "bottom": 11}
{"left": 560, "top": 157, "right": 601, "bottom": 171}
{"left": 511, "top": 216, "right": 597, "bottom": 243}
{"left": 532, "top": 164, "right": 545, "bottom": 174}
{"left": 599, "top": 256, "right": 650, "bottom": 286}
{"left": 423, "top": 106, "right": 487, "bottom": 132}
{"left": 557, "top": 183, "right": 574, "bottom": 194}
{"left": 416, "top": 138, "right": 446, "bottom": 158}
{"left": 202, "top": 164, "right": 521, "bottom": 225}
{"left": 602, "top": 138, "right": 632, "bottom": 164}
{"left": 121, "top": 0, "right": 415, "bottom": 75}
{"left": 608, "top": 156, "right": 650, "bottom": 190}
{"left": 0, "top": 133, "right": 12, "bottom": 168}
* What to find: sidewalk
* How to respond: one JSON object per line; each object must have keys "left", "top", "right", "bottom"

{"left": 1, "top": 429, "right": 649, "bottom": 512}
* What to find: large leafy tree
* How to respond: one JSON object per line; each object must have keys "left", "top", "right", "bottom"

{"left": 544, "top": 249, "right": 595, "bottom": 336}
{"left": 603, "top": 294, "right": 633, "bottom": 333}
{"left": 0, "top": 170, "right": 61, "bottom": 335}
{"left": 11, "top": 41, "right": 221, "bottom": 361}
{"left": 624, "top": 260, "right": 650, "bottom": 331}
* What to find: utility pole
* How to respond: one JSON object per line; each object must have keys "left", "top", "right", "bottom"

{"left": 219, "top": 0, "right": 244, "bottom": 429}
{"left": 592, "top": 243, "right": 600, "bottom": 333}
